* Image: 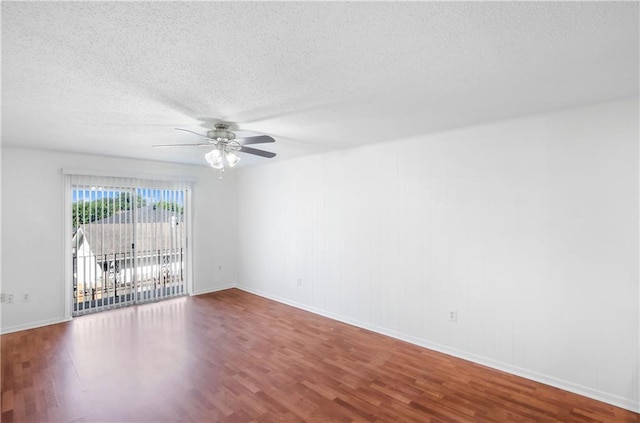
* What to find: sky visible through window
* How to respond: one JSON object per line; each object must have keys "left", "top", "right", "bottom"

{"left": 72, "top": 188, "right": 184, "bottom": 206}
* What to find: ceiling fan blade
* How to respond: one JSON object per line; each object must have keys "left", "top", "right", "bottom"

{"left": 236, "top": 135, "right": 275, "bottom": 145}
{"left": 152, "top": 143, "right": 215, "bottom": 148}
{"left": 175, "top": 128, "right": 215, "bottom": 140}
{"left": 239, "top": 145, "right": 276, "bottom": 158}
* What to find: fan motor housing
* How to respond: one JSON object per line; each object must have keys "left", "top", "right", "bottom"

{"left": 207, "top": 124, "right": 235, "bottom": 141}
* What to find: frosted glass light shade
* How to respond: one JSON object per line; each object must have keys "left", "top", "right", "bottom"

{"left": 205, "top": 149, "right": 223, "bottom": 169}
{"left": 225, "top": 151, "right": 240, "bottom": 167}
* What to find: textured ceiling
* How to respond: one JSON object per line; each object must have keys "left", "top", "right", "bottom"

{"left": 2, "top": 2, "right": 638, "bottom": 167}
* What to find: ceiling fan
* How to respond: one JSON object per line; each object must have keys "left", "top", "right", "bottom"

{"left": 153, "top": 123, "right": 276, "bottom": 176}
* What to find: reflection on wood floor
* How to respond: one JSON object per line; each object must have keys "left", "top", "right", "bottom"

{"left": 1, "top": 289, "right": 638, "bottom": 422}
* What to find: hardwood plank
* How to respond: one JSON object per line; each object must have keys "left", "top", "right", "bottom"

{"left": 1, "top": 288, "right": 638, "bottom": 422}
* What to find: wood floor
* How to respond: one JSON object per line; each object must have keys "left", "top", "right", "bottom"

{"left": 1, "top": 289, "right": 638, "bottom": 422}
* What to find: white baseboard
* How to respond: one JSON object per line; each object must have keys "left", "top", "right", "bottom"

{"left": 1, "top": 316, "right": 73, "bottom": 335}
{"left": 237, "top": 285, "right": 640, "bottom": 414}
{"left": 191, "top": 283, "right": 236, "bottom": 296}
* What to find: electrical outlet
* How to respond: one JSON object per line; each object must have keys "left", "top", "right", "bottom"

{"left": 22, "top": 293, "right": 30, "bottom": 303}
{"left": 296, "top": 278, "right": 302, "bottom": 287}
{"left": 7, "top": 294, "right": 14, "bottom": 304}
{"left": 449, "top": 309, "right": 458, "bottom": 322}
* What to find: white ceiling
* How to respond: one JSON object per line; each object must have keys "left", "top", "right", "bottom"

{"left": 2, "top": 2, "right": 638, "bottom": 167}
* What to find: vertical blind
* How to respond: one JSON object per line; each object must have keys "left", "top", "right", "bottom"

{"left": 70, "top": 174, "right": 191, "bottom": 316}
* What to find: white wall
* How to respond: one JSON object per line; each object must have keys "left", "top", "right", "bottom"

{"left": 236, "top": 98, "right": 640, "bottom": 411}
{"left": 1, "top": 148, "right": 238, "bottom": 332}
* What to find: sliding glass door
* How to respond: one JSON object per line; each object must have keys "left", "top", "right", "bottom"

{"left": 70, "top": 176, "right": 189, "bottom": 316}
{"left": 133, "top": 186, "right": 186, "bottom": 304}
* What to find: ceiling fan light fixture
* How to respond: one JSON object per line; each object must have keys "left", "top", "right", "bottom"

{"left": 157, "top": 123, "right": 276, "bottom": 179}
{"left": 225, "top": 151, "right": 240, "bottom": 167}
{"left": 205, "top": 148, "right": 224, "bottom": 169}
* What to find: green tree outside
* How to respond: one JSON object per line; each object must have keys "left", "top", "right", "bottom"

{"left": 157, "top": 201, "right": 184, "bottom": 214}
{"left": 72, "top": 192, "right": 148, "bottom": 228}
